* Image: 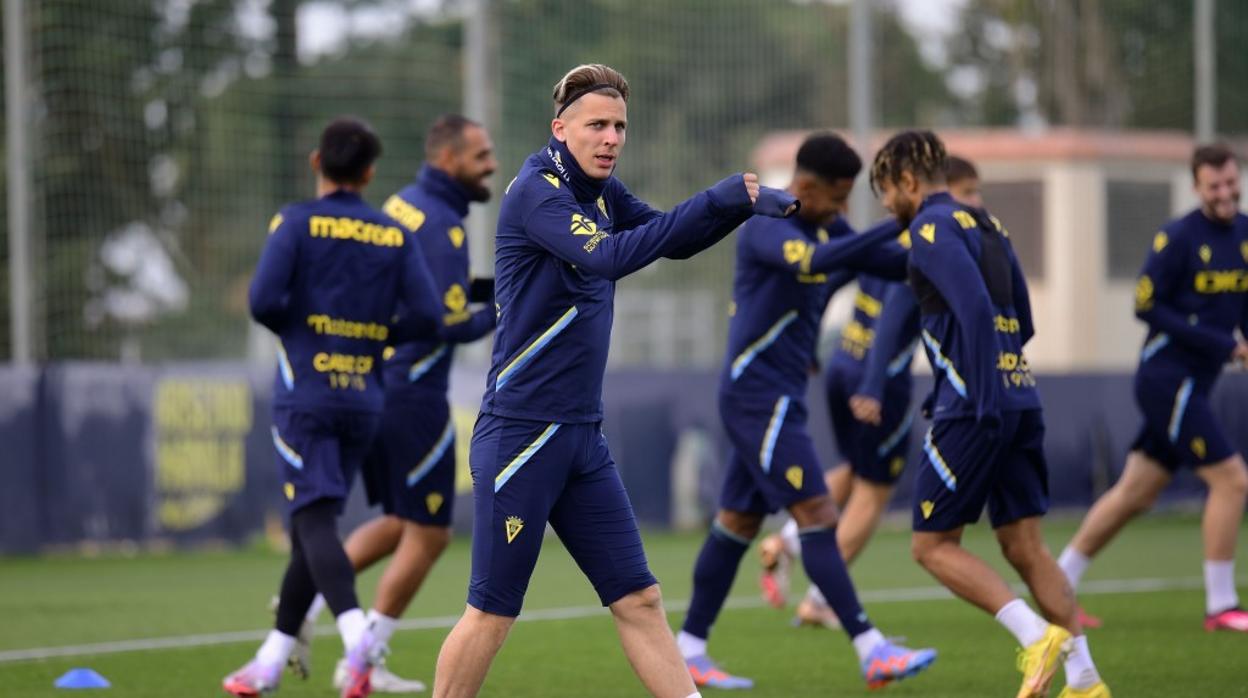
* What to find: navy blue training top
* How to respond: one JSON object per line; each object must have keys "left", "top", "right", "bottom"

{"left": 380, "top": 165, "right": 496, "bottom": 404}
{"left": 719, "top": 216, "right": 908, "bottom": 404}
{"left": 1133, "top": 208, "right": 1248, "bottom": 382}
{"left": 907, "top": 191, "right": 1040, "bottom": 423}
{"left": 479, "top": 137, "right": 763, "bottom": 424}
{"left": 249, "top": 190, "right": 441, "bottom": 413}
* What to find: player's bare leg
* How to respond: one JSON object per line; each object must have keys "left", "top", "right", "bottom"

{"left": 1066, "top": 452, "right": 1171, "bottom": 559}
{"left": 344, "top": 515, "right": 405, "bottom": 571}
{"left": 1058, "top": 452, "right": 1170, "bottom": 627}
{"left": 431, "top": 606, "right": 514, "bottom": 698}
{"left": 996, "top": 517, "right": 1078, "bottom": 633}
{"left": 372, "top": 522, "right": 451, "bottom": 617}
{"left": 837, "top": 477, "right": 892, "bottom": 565}
{"left": 611, "top": 584, "right": 699, "bottom": 697}
{"left": 911, "top": 528, "right": 1016, "bottom": 614}
{"left": 1196, "top": 455, "right": 1248, "bottom": 630}
{"left": 826, "top": 466, "right": 853, "bottom": 509}
{"left": 1196, "top": 455, "right": 1248, "bottom": 562}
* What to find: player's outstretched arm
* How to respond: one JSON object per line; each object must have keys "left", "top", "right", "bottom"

{"left": 248, "top": 212, "right": 299, "bottom": 332}
{"left": 745, "top": 219, "right": 899, "bottom": 276}
{"left": 1134, "top": 233, "right": 1237, "bottom": 362}
{"left": 524, "top": 173, "right": 779, "bottom": 281}
{"left": 910, "top": 217, "right": 1001, "bottom": 425}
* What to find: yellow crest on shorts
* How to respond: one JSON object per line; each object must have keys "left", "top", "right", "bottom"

{"left": 1191, "top": 437, "right": 1207, "bottom": 460}
{"left": 448, "top": 226, "right": 465, "bottom": 249}
{"left": 920, "top": 500, "right": 935, "bottom": 520}
{"left": 284, "top": 482, "right": 295, "bottom": 501}
{"left": 505, "top": 516, "right": 524, "bottom": 544}
{"left": 785, "top": 466, "right": 804, "bottom": 490}
{"left": 426, "top": 492, "right": 444, "bottom": 515}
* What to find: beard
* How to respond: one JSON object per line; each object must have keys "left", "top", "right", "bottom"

{"left": 463, "top": 178, "right": 492, "bottom": 203}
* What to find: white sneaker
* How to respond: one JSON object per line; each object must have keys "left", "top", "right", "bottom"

{"left": 289, "top": 617, "right": 314, "bottom": 679}
{"left": 334, "top": 658, "right": 426, "bottom": 693}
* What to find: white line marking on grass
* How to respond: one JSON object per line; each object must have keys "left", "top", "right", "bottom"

{"left": 0, "top": 575, "right": 1215, "bottom": 664}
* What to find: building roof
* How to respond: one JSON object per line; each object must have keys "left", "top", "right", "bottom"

{"left": 751, "top": 127, "right": 1218, "bottom": 172}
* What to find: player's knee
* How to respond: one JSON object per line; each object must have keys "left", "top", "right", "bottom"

{"left": 409, "top": 522, "right": 452, "bottom": 555}
{"left": 1224, "top": 458, "right": 1248, "bottom": 496}
{"left": 998, "top": 536, "right": 1040, "bottom": 571}
{"left": 788, "top": 495, "right": 839, "bottom": 529}
{"left": 611, "top": 584, "right": 664, "bottom": 617}
{"left": 716, "top": 510, "right": 764, "bottom": 541}
{"left": 910, "top": 532, "right": 951, "bottom": 568}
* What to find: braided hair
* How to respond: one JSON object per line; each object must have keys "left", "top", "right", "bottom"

{"left": 869, "top": 130, "right": 947, "bottom": 195}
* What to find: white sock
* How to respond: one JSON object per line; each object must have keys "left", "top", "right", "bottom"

{"left": 994, "top": 598, "right": 1048, "bottom": 647}
{"left": 336, "top": 608, "right": 368, "bottom": 651}
{"left": 255, "top": 630, "right": 296, "bottom": 668}
{"left": 1057, "top": 546, "right": 1090, "bottom": 591}
{"left": 367, "top": 609, "right": 399, "bottom": 646}
{"left": 676, "top": 630, "right": 707, "bottom": 659}
{"left": 780, "top": 519, "right": 801, "bottom": 558}
{"left": 1063, "top": 634, "right": 1101, "bottom": 689}
{"left": 1205, "top": 559, "right": 1239, "bottom": 615}
{"left": 305, "top": 594, "right": 327, "bottom": 624}
{"left": 851, "top": 628, "right": 886, "bottom": 662}
{"left": 804, "top": 584, "right": 827, "bottom": 607}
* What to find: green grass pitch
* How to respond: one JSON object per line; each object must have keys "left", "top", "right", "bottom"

{"left": 1, "top": 513, "right": 1244, "bottom": 696}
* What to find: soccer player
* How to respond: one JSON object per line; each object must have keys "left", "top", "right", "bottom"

{"left": 760, "top": 156, "right": 983, "bottom": 627}
{"left": 429, "top": 64, "right": 797, "bottom": 698}
{"left": 676, "top": 132, "right": 936, "bottom": 691}
{"left": 223, "top": 117, "right": 442, "bottom": 698}
{"left": 1056, "top": 144, "right": 1248, "bottom": 633}
{"left": 872, "top": 130, "right": 1109, "bottom": 698}
{"left": 294, "top": 115, "right": 499, "bottom": 693}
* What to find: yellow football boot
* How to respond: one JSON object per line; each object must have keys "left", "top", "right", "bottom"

{"left": 1015, "top": 624, "right": 1073, "bottom": 698}
{"left": 1057, "top": 681, "right": 1111, "bottom": 698}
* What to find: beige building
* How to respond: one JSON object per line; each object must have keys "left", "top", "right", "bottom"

{"left": 753, "top": 128, "right": 1236, "bottom": 372}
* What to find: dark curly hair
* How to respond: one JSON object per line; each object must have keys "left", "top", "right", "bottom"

{"left": 870, "top": 130, "right": 947, "bottom": 195}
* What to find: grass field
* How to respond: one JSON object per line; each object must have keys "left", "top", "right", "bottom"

{"left": 1, "top": 513, "right": 1245, "bottom": 697}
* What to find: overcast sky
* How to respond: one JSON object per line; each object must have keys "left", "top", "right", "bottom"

{"left": 296, "top": 0, "right": 970, "bottom": 66}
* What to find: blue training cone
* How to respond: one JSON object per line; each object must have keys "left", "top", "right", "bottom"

{"left": 54, "top": 668, "right": 111, "bottom": 689}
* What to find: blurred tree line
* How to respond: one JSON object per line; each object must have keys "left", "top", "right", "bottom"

{"left": 5, "top": 0, "right": 1241, "bottom": 360}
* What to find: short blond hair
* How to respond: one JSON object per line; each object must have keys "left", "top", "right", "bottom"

{"left": 552, "top": 64, "right": 630, "bottom": 116}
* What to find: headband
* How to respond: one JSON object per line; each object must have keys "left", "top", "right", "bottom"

{"left": 556, "top": 83, "right": 617, "bottom": 117}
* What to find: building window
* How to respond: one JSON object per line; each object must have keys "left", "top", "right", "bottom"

{"left": 1106, "top": 180, "right": 1172, "bottom": 279}
{"left": 981, "top": 180, "right": 1044, "bottom": 279}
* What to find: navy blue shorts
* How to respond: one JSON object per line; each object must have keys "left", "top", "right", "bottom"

{"left": 270, "top": 407, "right": 380, "bottom": 517}
{"left": 912, "top": 410, "right": 1048, "bottom": 532}
{"left": 825, "top": 367, "right": 915, "bottom": 484}
{"left": 362, "top": 398, "right": 456, "bottom": 527}
{"left": 1131, "top": 365, "right": 1235, "bottom": 471}
{"left": 717, "top": 393, "right": 829, "bottom": 515}
{"left": 467, "top": 413, "right": 657, "bottom": 617}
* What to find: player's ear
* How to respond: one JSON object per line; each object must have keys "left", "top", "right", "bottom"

{"left": 360, "top": 164, "right": 375, "bottom": 187}
{"left": 309, "top": 149, "right": 321, "bottom": 175}
{"left": 899, "top": 170, "right": 918, "bottom": 196}
{"left": 551, "top": 118, "right": 567, "bottom": 143}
